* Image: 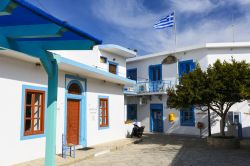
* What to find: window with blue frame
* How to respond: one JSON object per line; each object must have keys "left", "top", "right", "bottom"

{"left": 178, "top": 60, "right": 195, "bottom": 77}
{"left": 127, "top": 104, "right": 137, "bottom": 121}
{"left": 127, "top": 68, "right": 137, "bottom": 81}
{"left": 180, "top": 107, "right": 195, "bottom": 126}
{"left": 149, "top": 64, "right": 162, "bottom": 81}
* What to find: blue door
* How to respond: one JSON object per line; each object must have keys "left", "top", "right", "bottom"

{"left": 149, "top": 64, "right": 162, "bottom": 92}
{"left": 127, "top": 104, "right": 137, "bottom": 121}
{"left": 178, "top": 60, "right": 195, "bottom": 77}
{"left": 127, "top": 68, "right": 137, "bottom": 81}
{"left": 150, "top": 104, "right": 163, "bottom": 132}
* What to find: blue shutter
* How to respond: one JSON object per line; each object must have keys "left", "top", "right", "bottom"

{"left": 190, "top": 61, "right": 195, "bottom": 71}
{"left": 180, "top": 109, "right": 184, "bottom": 125}
{"left": 127, "top": 68, "right": 137, "bottom": 81}
{"left": 149, "top": 66, "right": 153, "bottom": 81}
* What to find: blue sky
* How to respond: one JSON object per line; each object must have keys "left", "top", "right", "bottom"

{"left": 27, "top": 0, "right": 250, "bottom": 55}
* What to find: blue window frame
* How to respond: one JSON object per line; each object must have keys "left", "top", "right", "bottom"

{"left": 127, "top": 68, "right": 137, "bottom": 81}
{"left": 149, "top": 64, "right": 162, "bottom": 81}
{"left": 178, "top": 60, "right": 195, "bottom": 77}
{"left": 127, "top": 104, "right": 137, "bottom": 121}
{"left": 180, "top": 107, "right": 195, "bottom": 126}
{"left": 20, "top": 85, "right": 47, "bottom": 140}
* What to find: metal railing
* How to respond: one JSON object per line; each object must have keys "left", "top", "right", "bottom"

{"left": 125, "top": 80, "right": 173, "bottom": 94}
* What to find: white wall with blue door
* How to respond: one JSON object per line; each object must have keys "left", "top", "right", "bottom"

{"left": 126, "top": 43, "right": 250, "bottom": 137}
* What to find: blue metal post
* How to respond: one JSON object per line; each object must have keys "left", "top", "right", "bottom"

{"left": 45, "top": 60, "right": 58, "bottom": 166}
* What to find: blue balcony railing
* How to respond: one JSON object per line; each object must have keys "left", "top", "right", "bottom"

{"left": 124, "top": 80, "right": 173, "bottom": 94}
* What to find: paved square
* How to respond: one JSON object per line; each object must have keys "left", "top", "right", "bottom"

{"left": 72, "top": 133, "right": 250, "bottom": 166}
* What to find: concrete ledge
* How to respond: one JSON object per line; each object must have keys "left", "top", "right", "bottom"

{"left": 240, "top": 139, "right": 250, "bottom": 149}
{"left": 207, "top": 137, "right": 240, "bottom": 149}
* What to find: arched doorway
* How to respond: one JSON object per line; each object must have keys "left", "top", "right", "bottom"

{"left": 66, "top": 81, "right": 82, "bottom": 145}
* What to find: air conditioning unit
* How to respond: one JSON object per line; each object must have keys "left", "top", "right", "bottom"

{"left": 138, "top": 84, "right": 146, "bottom": 93}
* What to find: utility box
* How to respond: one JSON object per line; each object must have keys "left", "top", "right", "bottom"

{"left": 169, "top": 113, "right": 175, "bottom": 122}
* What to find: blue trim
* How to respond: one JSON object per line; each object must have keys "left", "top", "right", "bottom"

{"left": 149, "top": 64, "right": 162, "bottom": 81}
{"left": 108, "top": 61, "right": 119, "bottom": 75}
{"left": 64, "top": 75, "right": 87, "bottom": 147}
{"left": 60, "top": 57, "right": 136, "bottom": 85}
{"left": 127, "top": 68, "right": 137, "bottom": 81}
{"left": 150, "top": 104, "right": 164, "bottom": 133}
{"left": 98, "top": 95, "right": 110, "bottom": 130}
{"left": 12, "top": 0, "right": 102, "bottom": 44}
{"left": 127, "top": 104, "right": 137, "bottom": 121}
{"left": 20, "top": 84, "right": 47, "bottom": 140}
{"left": 178, "top": 59, "right": 195, "bottom": 77}
{"left": 180, "top": 107, "right": 195, "bottom": 127}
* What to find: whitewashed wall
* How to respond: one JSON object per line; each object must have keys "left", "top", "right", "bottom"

{"left": 0, "top": 55, "right": 126, "bottom": 165}
{"left": 0, "top": 55, "right": 48, "bottom": 166}
{"left": 127, "top": 47, "right": 250, "bottom": 137}
{"left": 86, "top": 78, "right": 125, "bottom": 146}
{"left": 51, "top": 45, "right": 127, "bottom": 78}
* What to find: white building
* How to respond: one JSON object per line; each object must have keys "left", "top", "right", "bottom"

{"left": 0, "top": 44, "right": 135, "bottom": 166}
{"left": 125, "top": 42, "right": 250, "bottom": 138}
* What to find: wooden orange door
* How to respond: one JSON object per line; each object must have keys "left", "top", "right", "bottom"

{"left": 67, "top": 99, "right": 80, "bottom": 145}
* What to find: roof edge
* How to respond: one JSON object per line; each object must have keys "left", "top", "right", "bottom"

{"left": 127, "top": 42, "right": 250, "bottom": 62}
{"left": 12, "top": 0, "right": 102, "bottom": 44}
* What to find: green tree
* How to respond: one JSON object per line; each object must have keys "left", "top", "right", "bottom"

{"left": 167, "top": 59, "right": 250, "bottom": 136}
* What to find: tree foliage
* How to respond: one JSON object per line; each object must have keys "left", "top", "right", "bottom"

{"left": 167, "top": 59, "right": 250, "bottom": 136}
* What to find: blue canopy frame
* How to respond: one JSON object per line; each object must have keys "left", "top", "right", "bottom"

{"left": 0, "top": 0, "right": 102, "bottom": 165}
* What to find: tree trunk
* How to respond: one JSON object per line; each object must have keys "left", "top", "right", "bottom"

{"left": 208, "top": 107, "right": 211, "bottom": 136}
{"left": 220, "top": 116, "right": 226, "bottom": 136}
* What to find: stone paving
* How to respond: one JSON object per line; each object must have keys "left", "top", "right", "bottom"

{"left": 14, "top": 138, "right": 141, "bottom": 166}
{"left": 72, "top": 133, "right": 250, "bottom": 166}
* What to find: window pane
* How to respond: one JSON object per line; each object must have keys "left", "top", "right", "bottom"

{"left": 103, "top": 117, "right": 106, "bottom": 125}
{"left": 99, "top": 109, "right": 103, "bottom": 116}
{"left": 26, "top": 93, "right": 32, "bottom": 105}
{"left": 34, "top": 106, "right": 40, "bottom": 118}
{"left": 25, "top": 106, "right": 32, "bottom": 118}
{"left": 109, "top": 64, "right": 117, "bottom": 74}
{"left": 34, "top": 93, "right": 41, "bottom": 106}
{"left": 25, "top": 119, "right": 31, "bottom": 132}
{"left": 100, "top": 56, "right": 107, "bottom": 63}
{"left": 68, "top": 83, "right": 81, "bottom": 95}
{"left": 99, "top": 117, "right": 103, "bottom": 125}
{"left": 33, "top": 118, "right": 40, "bottom": 131}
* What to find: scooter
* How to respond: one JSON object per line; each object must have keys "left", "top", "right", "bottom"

{"left": 131, "top": 123, "right": 145, "bottom": 138}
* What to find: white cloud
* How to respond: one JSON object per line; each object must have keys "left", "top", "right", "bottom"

{"left": 91, "top": 0, "right": 250, "bottom": 55}
{"left": 170, "top": 0, "right": 217, "bottom": 13}
{"left": 92, "top": 0, "right": 156, "bottom": 29}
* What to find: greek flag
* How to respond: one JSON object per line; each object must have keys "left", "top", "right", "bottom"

{"left": 154, "top": 12, "right": 175, "bottom": 29}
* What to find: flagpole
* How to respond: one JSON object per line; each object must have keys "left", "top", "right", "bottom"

{"left": 232, "top": 13, "right": 235, "bottom": 43}
{"left": 173, "top": 11, "right": 179, "bottom": 85}
{"left": 174, "top": 11, "right": 177, "bottom": 52}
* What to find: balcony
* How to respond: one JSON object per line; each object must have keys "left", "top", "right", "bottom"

{"left": 124, "top": 80, "right": 173, "bottom": 95}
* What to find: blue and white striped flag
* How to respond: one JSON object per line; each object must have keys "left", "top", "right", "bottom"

{"left": 154, "top": 12, "right": 175, "bottom": 29}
